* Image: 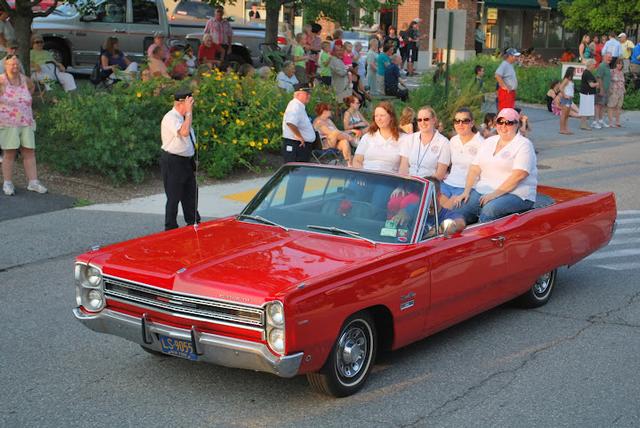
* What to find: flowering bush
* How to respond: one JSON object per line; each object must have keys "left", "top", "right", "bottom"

{"left": 36, "top": 70, "right": 337, "bottom": 183}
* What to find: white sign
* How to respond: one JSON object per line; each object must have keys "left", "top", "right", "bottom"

{"left": 435, "top": 9, "right": 467, "bottom": 50}
{"left": 561, "top": 62, "right": 586, "bottom": 80}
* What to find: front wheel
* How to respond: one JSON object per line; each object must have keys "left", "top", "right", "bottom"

{"left": 514, "top": 269, "right": 557, "bottom": 308}
{"left": 307, "top": 312, "right": 377, "bottom": 397}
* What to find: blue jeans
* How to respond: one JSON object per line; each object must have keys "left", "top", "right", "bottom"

{"left": 452, "top": 189, "right": 534, "bottom": 224}
{"left": 440, "top": 182, "right": 465, "bottom": 198}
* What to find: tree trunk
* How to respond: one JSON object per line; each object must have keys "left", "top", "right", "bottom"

{"left": 12, "top": 0, "right": 34, "bottom": 75}
{"left": 264, "top": 0, "right": 280, "bottom": 46}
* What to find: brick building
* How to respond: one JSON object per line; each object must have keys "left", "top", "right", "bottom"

{"left": 389, "top": 0, "right": 581, "bottom": 69}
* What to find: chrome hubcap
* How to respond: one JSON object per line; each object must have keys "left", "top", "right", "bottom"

{"left": 533, "top": 272, "right": 552, "bottom": 296}
{"left": 337, "top": 326, "right": 367, "bottom": 378}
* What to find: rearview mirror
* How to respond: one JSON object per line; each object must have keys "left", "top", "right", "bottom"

{"left": 440, "top": 218, "right": 457, "bottom": 238}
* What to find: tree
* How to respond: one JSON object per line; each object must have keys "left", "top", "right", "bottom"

{"left": 559, "top": 0, "right": 640, "bottom": 34}
{"left": 0, "top": 0, "right": 66, "bottom": 74}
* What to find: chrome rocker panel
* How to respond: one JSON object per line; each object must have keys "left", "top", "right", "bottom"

{"left": 73, "top": 308, "right": 302, "bottom": 378}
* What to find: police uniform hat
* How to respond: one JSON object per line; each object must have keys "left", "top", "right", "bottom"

{"left": 174, "top": 89, "right": 193, "bottom": 101}
{"left": 293, "top": 83, "right": 312, "bottom": 93}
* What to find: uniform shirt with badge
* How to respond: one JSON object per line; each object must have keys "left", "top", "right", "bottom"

{"left": 472, "top": 133, "right": 537, "bottom": 202}
{"left": 399, "top": 130, "right": 451, "bottom": 178}
{"left": 282, "top": 98, "right": 315, "bottom": 142}
{"left": 355, "top": 130, "right": 402, "bottom": 173}
{"left": 161, "top": 108, "right": 195, "bottom": 157}
{"left": 444, "top": 132, "right": 483, "bottom": 188}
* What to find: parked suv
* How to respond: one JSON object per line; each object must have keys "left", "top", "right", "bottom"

{"left": 31, "top": 0, "right": 273, "bottom": 69}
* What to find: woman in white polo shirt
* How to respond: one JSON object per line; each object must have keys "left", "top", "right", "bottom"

{"left": 398, "top": 106, "right": 450, "bottom": 179}
{"left": 441, "top": 107, "right": 484, "bottom": 197}
{"left": 453, "top": 108, "right": 537, "bottom": 223}
{"left": 353, "top": 101, "right": 402, "bottom": 172}
{"left": 352, "top": 101, "right": 402, "bottom": 217}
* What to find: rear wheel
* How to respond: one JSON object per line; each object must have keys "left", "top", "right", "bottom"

{"left": 514, "top": 269, "right": 557, "bottom": 308}
{"left": 307, "top": 312, "right": 377, "bottom": 397}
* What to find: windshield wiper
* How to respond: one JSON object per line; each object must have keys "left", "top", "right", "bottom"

{"left": 306, "top": 225, "right": 376, "bottom": 246}
{"left": 237, "top": 214, "right": 289, "bottom": 231}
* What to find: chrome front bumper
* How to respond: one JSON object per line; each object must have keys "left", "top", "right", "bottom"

{"left": 73, "top": 308, "right": 303, "bottom": 378}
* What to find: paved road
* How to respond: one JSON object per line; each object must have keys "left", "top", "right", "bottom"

{"left": 1, "top": 107, "right": 640, "bottom": 427}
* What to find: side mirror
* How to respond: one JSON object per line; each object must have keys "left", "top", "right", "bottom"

{"left": 440, "top": 218, "right": 457, "bottom": 238}
{"left": 80, "top": 13, "right": 97, "bottom": 22}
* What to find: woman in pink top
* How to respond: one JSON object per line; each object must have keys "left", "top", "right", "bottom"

{"left": 342, "top": 42, "right": 354, "bottom": 67}
{"left": 0, "top": 55, "right": 47, "bottom": 195}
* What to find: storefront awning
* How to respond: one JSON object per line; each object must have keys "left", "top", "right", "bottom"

{"left": 484, "top": 0, "right": 559, "bottom": 9}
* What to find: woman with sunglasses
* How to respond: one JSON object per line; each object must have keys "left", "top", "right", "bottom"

{"left": 398, "top": 106, "right": 450, "bottom": 180}
{"left": 30, "top": 35, "right": 76, "bottom": 92}
{"left": 451, "top": 108, "right": 537, "bottom": 223}
{"left": 441, "top": 107, "right": 483, "bottom": 197}
{"left": 1, "top": 55, "right": 47, "bottom": 195}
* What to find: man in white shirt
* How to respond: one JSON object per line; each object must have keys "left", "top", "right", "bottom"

{"left": 602, "top": 32, "right": 622, "bottom": 69}
{"left": 160, "top": 89, "right": 200, "bottom": 230}
{"left": 281, "top": 83, "right": 316, "bottom": 163}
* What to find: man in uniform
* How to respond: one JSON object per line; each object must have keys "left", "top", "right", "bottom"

{"left": 160, "top": 89, "right": 200, "bottom": 230}
{"left": 281, "top": 83, "right": 315, "bottom": 163}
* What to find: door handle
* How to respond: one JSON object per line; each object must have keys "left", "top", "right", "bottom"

{"left": 491, "top": 236, "right": 506, "bottom": 247}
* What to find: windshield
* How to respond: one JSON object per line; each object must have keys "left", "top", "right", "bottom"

{"left": 241, "top": 165, "right": 426, "bottom": 244}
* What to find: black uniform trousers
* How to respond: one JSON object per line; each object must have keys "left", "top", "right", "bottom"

{"left": 282, "top": 137, "right": 313, "bottom": 163}
{"left": 160, "top": 150, "right": 201, "bottom": 231}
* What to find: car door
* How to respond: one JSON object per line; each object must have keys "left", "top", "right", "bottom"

{"left": 129, "top": 0, "right": 163, "bottom": 62}
{"left": 74, "top": 0, "right": 129, "bottom": 65}
{"left": 420, "top": 206, "right": 512, "bottom": 336}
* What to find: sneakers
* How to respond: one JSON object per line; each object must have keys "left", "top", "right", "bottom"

{"left": 27, "top": 180, "right": 48, "bottom": 194}
{"left": 592, "top": 121, "right": 602, "bottom": 129}
{"left": 3, "top": 181, "right": 15, "bottom": 196}
{"left": 600, "top": 120, "right": 610, "bottom": 128}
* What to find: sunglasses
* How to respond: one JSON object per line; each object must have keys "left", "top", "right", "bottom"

{"left": 453, "top": 118, "right": 471, "bottom": 125}
{"left": 416, "top": 117, "right": 431, "bottom": 123}
{"left": 496, "top": 119, "right": 517, "bottom": 126}
{"left": 33, "top": 40, "right": 44, "bottom": 44}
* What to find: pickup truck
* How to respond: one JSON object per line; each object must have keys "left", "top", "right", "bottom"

{"left": 31, "top": 0, "right": 269, "bottom": 69}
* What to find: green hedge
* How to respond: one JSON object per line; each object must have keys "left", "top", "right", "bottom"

{"left": 36, "top": 72, "right": 336, "bottom": 184}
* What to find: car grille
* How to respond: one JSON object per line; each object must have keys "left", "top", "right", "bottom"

{"left": 103, "top": 276, "right": 264, "bottom": 329}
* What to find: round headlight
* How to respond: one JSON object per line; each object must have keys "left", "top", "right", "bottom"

{"left": 86, "top": 266, "right": 102, "bottom": 287}
{"left": 86, "top": 289, "right": 104, "bottom": 310}
{"left": 267, "top": 303, "right": 284, "bottom": 326}
{"left": 268, "top": 328, "right": 285, "bottom": 353}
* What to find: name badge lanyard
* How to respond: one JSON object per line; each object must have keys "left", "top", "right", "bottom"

{"left": 415, "top": 132, "right": 434, "bottom": 177}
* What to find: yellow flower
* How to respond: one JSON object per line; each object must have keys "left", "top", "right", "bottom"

{"left": 232, "top": 139, "right": 238, "bottom": 144}
{"left": 249, "top": 141, "right": 256, "bottom": 147}
{"left": 251, "top": 91, "right": 256, "bottom": 95}
{"left": 265, "top": 123, "right": 271, "bottom": 129}
{"left": 136, "top": 92, "right": 142, "bottom": 98}
{"left": 263, "top": 138, "right": 268, "bottom": 144}
{"left": 221, "top": 92, "right": 227, "bottom": 97}
{"left": 203, "top": 130, "right": 209, "bottom": 136}
{"left": 256, "top": 101, "right": 261, "bottom": 106}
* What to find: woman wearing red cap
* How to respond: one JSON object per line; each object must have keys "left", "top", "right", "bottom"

{"left": 451, "top": 108, "right": 537, "bottom": 223}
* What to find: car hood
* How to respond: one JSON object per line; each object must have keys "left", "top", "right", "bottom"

{"left": 87, "top": 218, "right": 399, "bottom": 305}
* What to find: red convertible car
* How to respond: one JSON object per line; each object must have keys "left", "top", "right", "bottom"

{"left": 73, "top": 164, "right": 617, "bottom": 396}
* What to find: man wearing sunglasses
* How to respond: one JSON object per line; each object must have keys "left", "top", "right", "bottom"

{"left": 495, "top": 48, "right": 520, "bottom": 111}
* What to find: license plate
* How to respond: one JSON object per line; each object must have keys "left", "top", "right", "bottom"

{"left": 158, "top": 335, "right": 198, "bottom": 361}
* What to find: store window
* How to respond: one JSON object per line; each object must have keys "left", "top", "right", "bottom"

{"left": 532, "top": 10, "right": 548, "bottom": 48}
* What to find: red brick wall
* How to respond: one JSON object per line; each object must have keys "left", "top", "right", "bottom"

{"left": 397, "top": 0, "right": 431, "bottom": 50}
